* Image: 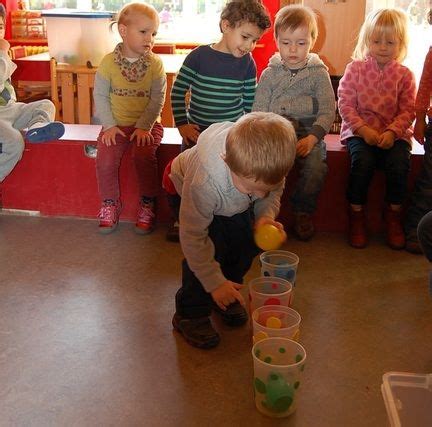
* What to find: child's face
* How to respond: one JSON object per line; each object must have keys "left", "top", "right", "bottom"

{"left": 368, "top": 31, "right": 400, "bottom": 68}
{"left": 0, "top": 17, "right": 5, "bottom": 40}
{"left": 231, "top": 171, "right": 279, "bottom": 199}
{"left": 276, "top": 25, "right": 312, "bottom": 69}
{"left": 118, "top": 14, "right": 158, "bottom": 58}
{"left": 219, "top": 20, "right": 264, "bottom": 58}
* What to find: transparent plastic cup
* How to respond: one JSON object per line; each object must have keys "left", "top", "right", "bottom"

{"left": 252, "top": 337, "right": 307, "bottom": 418}
{"left": 252, "top": 305, "right": 301, "bottom": 344}
{"left": 260, "top": 250, "right": 299, "bottom": 286}
{"left": 249, "top": 277, "right": 293, "bottom": 313}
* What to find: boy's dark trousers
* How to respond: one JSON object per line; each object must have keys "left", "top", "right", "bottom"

{"left": 175, "top": 207, "right": 260, "bottom": 319}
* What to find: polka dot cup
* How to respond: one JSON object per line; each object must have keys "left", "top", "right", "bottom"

{"left": 252, "top": 305, "right": 301, "bottom": 345}
{"left": 249, "top": 277, "right": 293, "bottom": 314}
{"left": 252, "top": 337, "right": 306, "bottom": 418}
{"left": 260, "top": 250, "right": 299, "bottom": 286}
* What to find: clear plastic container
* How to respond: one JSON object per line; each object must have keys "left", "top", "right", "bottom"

{"left": 381, "top": 371, "right": 432, "bottom": 427}
{"left": 42, "top": 10, "right": 117, "bottom": 65}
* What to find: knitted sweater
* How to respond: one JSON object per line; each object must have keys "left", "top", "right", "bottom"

{"left": 338, "top": 56, "right": 416, "bottom": 143}
{"left": 252, "top": 52, "right": 335, "bottom": 140}
{"left": 171, "top": 45, "right": 257, "bottom": 127}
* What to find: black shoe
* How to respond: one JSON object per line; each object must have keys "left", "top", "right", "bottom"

{"left": 213, "top": 302, "right": 248, "bottom": 327}
{"left": 166, "top": 221, "right": 180, "bottom": 242}
{"left": 172, "top": 313, "right": 220, "bottom": 349}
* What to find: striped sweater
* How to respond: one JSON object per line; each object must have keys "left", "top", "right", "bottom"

{"left": 171, "top": 45, "right": 257, "bottom": 127}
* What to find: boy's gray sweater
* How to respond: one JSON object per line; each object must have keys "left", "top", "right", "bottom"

{"left": 169, "top": 121, "right": 284, "bottom": 292}
{"left": 252, "top": 53, "right": 335, "bottom": 141}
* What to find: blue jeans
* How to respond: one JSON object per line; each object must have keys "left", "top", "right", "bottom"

{"left": 346, "top": 137, "right": 411, "bottom": 205}
{"left": 405, "top": 122, "right": 432, "bottom": 237}
{"left": 290, "top": 140, "right": 328, "bottom": 213}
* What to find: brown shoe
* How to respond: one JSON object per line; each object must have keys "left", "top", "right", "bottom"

{"left": 349, "top": 207, "right": 367, "bottom": 248}
{"left": 293, "top": 212, "right": 315, "bottom": 241}
{"left": 384, "top": 207, "right": 405, "bottom": 250}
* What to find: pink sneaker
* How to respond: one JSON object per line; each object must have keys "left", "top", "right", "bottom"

{"left": 135, "top": 202, "right": 155, "bottom": 235}
{"left": 97, "top": 200, "right": 121, "bottom": 234}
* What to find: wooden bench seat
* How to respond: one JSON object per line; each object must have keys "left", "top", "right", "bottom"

{"left": 1, "top": 125, "right": 425, "bottom": 233}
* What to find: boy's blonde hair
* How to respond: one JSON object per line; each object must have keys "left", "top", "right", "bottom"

{"left": 274, "top": 5, "right": 318, "bottom": 45}
{"left": 225, "top": 112, "right": 297, "bottom": 186}
{"left": 219, "top": 0, "right": 271, "bottom": 32}
{"left": 353, "top": 8, "right": 409, "bottom": 62}
{"left": 116, "top": 2, "right": 159, "bottom": 26}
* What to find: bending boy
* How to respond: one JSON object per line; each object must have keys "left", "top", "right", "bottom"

{"left": 163, "top": 112, "right": 297, "bottom": 349}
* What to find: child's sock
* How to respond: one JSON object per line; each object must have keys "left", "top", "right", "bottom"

{"left": 25, "top": 122, "right": 65, "bottom": 143}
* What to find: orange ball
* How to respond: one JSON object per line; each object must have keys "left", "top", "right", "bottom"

{"left": 254, "top": 224, "right": 284, "bottom": 251}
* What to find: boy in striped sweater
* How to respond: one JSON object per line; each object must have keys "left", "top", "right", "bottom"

{"left": 166, "top": 0, "right": 271, "bottom": 242}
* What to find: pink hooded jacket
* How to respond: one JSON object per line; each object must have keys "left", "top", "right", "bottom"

{"left": 338, "top": 55, "right": 416, "bottom": 144}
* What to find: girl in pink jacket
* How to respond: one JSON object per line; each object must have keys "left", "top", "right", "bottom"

{"left": 338, "top": 8, "right": 416, "bottom": 250}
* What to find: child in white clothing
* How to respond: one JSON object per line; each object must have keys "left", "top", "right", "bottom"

{"left": 0, "top": 4, "right": 64, "bottom": 183}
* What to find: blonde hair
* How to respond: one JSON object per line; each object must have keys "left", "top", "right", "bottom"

{"left": 225, "top": 112, "right": 297, "bottom": 185}
{"left": 274, "top": 5, "right": 318, "bottom": 45}
{"left": 353, "top": 8, "right": 409, "bottom": 62}
{"left": 116, "top": 2, "right": 159, "bottom": 26}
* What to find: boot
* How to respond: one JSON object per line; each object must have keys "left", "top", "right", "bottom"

{"left": 384, "top": 207, "right": 405, "bottom": 250}
{"left": 349, "top": 207, "right": 367, "bottom": 248}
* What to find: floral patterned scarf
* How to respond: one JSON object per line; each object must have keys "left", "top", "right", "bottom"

{"left": 113, "top": 43, "right": 151, "bottom": 82}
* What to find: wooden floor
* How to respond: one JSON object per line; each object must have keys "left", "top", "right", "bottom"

{"left": 1, "top": 214, "right": 431, "bottom": 426}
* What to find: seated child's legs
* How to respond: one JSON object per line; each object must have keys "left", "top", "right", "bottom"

{"left": 405, "top": 124, "right": 432, "bottom": 248}
{"left": 96, "top": 128, "right": 131, "bottom": 202}
{"left": 418, "top": 211, "right": 432, "bottom": 262}
{"left": 0, "top": 119, "right": 25, "bottom": 181}
{"left": 290, "top": 140, "right": 328, "bottom": 214}
{"left": 346, "top": 137, "right": 378, "bottom": 205}
{"left": 15, "top": 100, "right": 64, "bottom": 142}
{"left": 132, "top": 122, "right": 163, "bottom": 200}
{"left": 383, "top": 139, "right": 410, "bottom": 205}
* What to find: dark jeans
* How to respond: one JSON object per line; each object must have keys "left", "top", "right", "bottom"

{"left": 346, "top": 137, "right": 411, "bottom": 205}
{"left": 417, "top": 210, "right": 432, "bottom": 295}
{"left": 175, "top": 207, "right": 260, "bottom": 318}
{"left": 405, "top": 122, "right": 432, "bottom": 237}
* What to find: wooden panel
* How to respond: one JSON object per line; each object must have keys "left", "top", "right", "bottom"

{"left": 59, "top": 71, "right": 75, "bottom": 124}
{"left": 306, "top": 0, "right": 366, "bottom": 75}
{"left": 77, "top": 73, "right": 95, "bottom": 125}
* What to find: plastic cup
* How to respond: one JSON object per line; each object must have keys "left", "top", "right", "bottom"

{"left": 260, "top": 250, "right": 299, "bottom": 286}
{"left": 252, "top": 305, "right": 301, "bottom": 344}
{"left": 252, "top": 337, "right": 306, "bottom": 418}
{"left": 249, "top": 277, "right": 293, "bottom": 313}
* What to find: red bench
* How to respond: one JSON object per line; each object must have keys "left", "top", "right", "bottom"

{"left": 1, "top": 126, "right": 424, "bottom": 233}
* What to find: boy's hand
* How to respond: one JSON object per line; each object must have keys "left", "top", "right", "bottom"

{"left": 211, "top": 280, "right": 245, "bottom": 311}
{"left": 413, "top": 119, "right": 426, "bottom": 144}
{"left": 296, "top": 135, "right": 318, "bottom": 157}
{"left": 101, "top": 126, "right": 125, "bottom": 146}
{"left": 131, "top": 128, "right": 154, "bottom": 146}
{"left": 178, "top": 123, "right": 200, "bottom": 146}
{"left": 377, "top": 130, "right": 395, "bottom": 150}
{"left": 357, "top": 126, "right": 379, "bottom": 146}
{"left": 0, "top": 39, "right": 10, "bottom": 52}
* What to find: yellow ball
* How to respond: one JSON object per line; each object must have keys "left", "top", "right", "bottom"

{"left": 266, "top": 316, "right": 282, "bottom": 329}
{"left": 254, "top": 224, "right": 284, "bottom": 251}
